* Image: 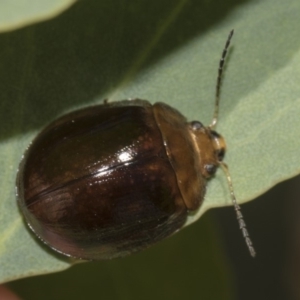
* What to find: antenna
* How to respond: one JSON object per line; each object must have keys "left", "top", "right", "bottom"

{"left": 210, "top": 30, "right": 256, "bottom": 257}
{"left": 210, "top": 29, "right": 234, "bottom": 129}
{"left": 220, "top": 162, "right": 256, "bottom": 257}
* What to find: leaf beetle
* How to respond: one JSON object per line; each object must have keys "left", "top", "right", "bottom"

{"left": 16, "top": 30, "right": 255, "bottom": 260}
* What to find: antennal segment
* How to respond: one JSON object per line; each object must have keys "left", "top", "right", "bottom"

{"left": 210, "top": 30, "right": 234, "bottom": 129}
{"left": 219, "top": 162, "right": 256, "bottom": 257}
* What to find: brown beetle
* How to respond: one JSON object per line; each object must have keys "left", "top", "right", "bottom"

{"left": 16, "top": 30, "right": 255, "bottom": 260}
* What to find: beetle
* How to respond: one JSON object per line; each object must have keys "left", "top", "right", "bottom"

{"left": 16, "top": 30, "right": 255, "bottom": 260}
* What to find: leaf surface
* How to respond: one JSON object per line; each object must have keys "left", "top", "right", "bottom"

{"left": 0, "top": 0, "right": 299, "bottom": 284}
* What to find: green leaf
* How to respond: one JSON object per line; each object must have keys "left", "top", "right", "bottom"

{"left": 8, "top": 214, "right": 235, "bottom": 300}
{"left": 0, "top": 0, "right": 76, "bottom": 33}
{"left": 0, "top": 0, "right": 299, "bottom": 285}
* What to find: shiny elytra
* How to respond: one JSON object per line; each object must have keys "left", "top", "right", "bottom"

{"left": 17, "top": 99, "right": 225, "bottom": 260}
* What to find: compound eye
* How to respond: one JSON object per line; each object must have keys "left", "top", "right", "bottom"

{"left": 205, "top": 164, "right": 217, "bottom": 176}
{"left": 217, "top": 148, "right": 225, "bottom": 161}
{"left": 210, "top": 130, "right": 226, "bottom": 162}
{"left": 190, "top": 121, "right": 203, "bottom": 131}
